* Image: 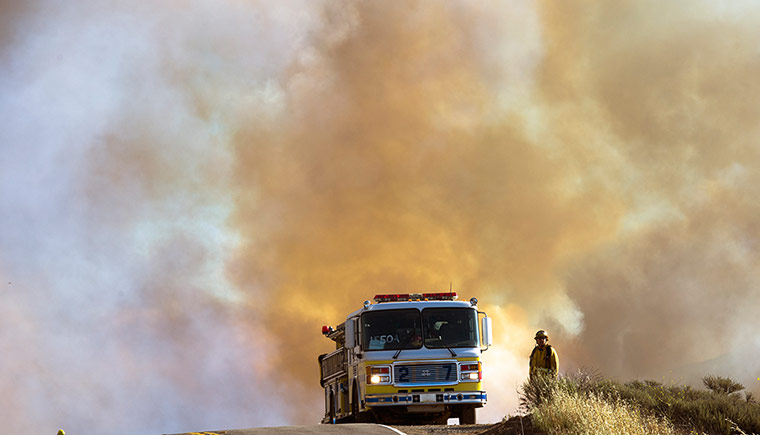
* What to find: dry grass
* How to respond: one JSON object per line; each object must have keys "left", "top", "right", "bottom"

{"left": 518, "top": 371, "right": 760, "bottom": 435}
{"left": 531, "top": 388, "right": 674, "bottom": 435}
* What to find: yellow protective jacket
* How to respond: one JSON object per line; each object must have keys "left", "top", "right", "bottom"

{"left": 529, "top": 345, "right": 559, "bottom": 378}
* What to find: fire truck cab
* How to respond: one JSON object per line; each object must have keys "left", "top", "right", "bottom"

{"left": 318, "top": 292, "right": 492, "bottom": 425}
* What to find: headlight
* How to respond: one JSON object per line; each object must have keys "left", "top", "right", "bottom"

{"left": 366, "top": 365, "right": 391, "bottom": 384}
{"left": 460, "top": 361, "right": 482, "bottom": 382}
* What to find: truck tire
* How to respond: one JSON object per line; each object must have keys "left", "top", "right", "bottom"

{"left": 432, "top": 413, "right": 450, "bottom": 425}
{"left": 351, "top": 383, "right": 374, "bottom": 423}
{"left": 460, "top": 407, "right": 476, "bottom": 424}
{"left": 352, "top": 384, "right": 361, "bottom": 421}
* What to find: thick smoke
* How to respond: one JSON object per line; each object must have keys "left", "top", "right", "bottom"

{"left": 229, "top": 0, "right": 607, "bottom": 420}
{"left": 2, "top": 0, "right": 760, "bottom": 433}
{"left": 230, "top": 0, "right": 760, "bottom": 420}
{"left": 0, "top": 0, "right": 309, "bottom": 433}
{"left": 539, "top": 0, "right": 760, "bottom": 387}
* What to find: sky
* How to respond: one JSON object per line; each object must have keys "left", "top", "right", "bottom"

{"left": 1, "top": 1, "right": 760, "bottom": 434}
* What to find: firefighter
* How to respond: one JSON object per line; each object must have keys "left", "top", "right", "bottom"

{"left": 529, "top": 330, "right": 559, "bottom": 379}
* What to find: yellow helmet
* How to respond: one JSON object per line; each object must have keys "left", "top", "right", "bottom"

{"left": 534, "top": 330, "right": 548, "bottom": 339}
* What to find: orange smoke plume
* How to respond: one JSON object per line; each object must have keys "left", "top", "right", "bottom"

{"left": 3, "top": 1, "right": 760, "bottom": 432}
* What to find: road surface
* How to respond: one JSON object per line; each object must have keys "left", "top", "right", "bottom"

{"left": 166, "top": 423, "right": 408, "bottom": 435}
{"left": 166, "top": 423, "right": 495, "bottom": 435}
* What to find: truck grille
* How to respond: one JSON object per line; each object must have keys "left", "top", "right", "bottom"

{"left": 394, "top": 363, "right": 457, "bottom": 385}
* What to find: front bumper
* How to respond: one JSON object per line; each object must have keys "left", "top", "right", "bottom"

{"left": 365, "top": 391, "right": 486, "bottom": 407}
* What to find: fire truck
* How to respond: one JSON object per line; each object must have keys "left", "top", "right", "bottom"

{"left": 318, "top": 292, "right": 492, "bottom": 424}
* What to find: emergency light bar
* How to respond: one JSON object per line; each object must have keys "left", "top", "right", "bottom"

{"left": 373, "top": 292, "right": 458, "bottom": 303}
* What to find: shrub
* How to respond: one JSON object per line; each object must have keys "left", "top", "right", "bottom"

{"left": 702, "top": 375, "right": 745, "bottom": 395}
{"left": 518, "top": 370, "right": 760, "bottom": 435}
{"left": 519, "top": 369, "right": 607, "bottom": 411}
{"left": 531, "top": 387, "right": 674, "bottom": 435}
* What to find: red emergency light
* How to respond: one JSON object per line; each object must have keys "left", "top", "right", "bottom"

{"left": 422, "top": 292, "right": 458, "bottom": 300}
{"left": 373, "top": 292, "right": 458, "bottom": 303}
{"left": 373, "top": 294, "right": 408, "bottom": 302}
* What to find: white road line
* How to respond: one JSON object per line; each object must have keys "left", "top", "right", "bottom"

{"left": 378, "top": 424, "right": 407, "bottom": 435}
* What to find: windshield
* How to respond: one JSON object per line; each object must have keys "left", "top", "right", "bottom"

{"left": 361, "top": 309, "right": 422, "bottom": 350}
{"left": 422, "top": 308, "right": 478, "bottom": 348}
{"left": 361, "top": 307, "right": 478, "bottom": 351}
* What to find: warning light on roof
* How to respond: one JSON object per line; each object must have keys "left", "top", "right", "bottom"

{"left": 422, "top": 292, "right": 458, "bottom": 300}
{"left": 373, "top": 292, "right": 458, "bottom": 303}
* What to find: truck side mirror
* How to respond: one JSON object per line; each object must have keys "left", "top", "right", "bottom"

{"left": 481, "top": 316, "right": 493, "bottom": 350}
{"left": 345, "top": 318, "right": 355, "bottom": 348}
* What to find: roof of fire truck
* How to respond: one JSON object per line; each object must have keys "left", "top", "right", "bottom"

{"left": 346, "top": 292, "right": 477, "bottom": 318}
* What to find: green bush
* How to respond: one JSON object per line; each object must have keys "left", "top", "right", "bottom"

{"left": 702, "top": 375, "right": 745, "bottom": 396}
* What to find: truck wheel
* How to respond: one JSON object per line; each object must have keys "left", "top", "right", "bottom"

{"left": 460, "top": 407, "right": 476, "bottom": 424}
{"left": 432, "top": 413, "right": 450, "bottom": 425}
{"left": 352, "top": 385, "right": 360, "bottom": 421}
{"left": 351, "top": 385, "right": 374, "bottom": 423}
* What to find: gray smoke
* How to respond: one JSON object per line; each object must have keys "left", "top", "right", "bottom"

{"left": 2, "top": 1, "right": 759, "bottom": 433}
{"left": 0, "top": 0, "right": 310, "bottom": 432}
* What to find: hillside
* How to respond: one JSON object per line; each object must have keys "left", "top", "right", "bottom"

{"left": 482, "top": 372, "right": 760, "bottom": 435}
